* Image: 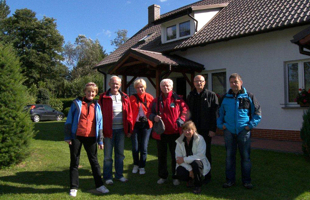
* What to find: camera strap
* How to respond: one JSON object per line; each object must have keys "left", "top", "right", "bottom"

{"left": 133, "top": 94, "right": 148, "bottom": 109}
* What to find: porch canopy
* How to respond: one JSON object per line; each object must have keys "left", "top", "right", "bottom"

{"left": 291, "top": 26, "right": 310, "bottom": 56}
{"left": 106, "top": 48, "right": 204, "bottom": 97}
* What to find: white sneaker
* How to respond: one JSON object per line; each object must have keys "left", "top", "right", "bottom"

{"left": 157, "top": 178, "right": 167, "bottom": 184}
{"left": 96, "top": 185, "right": 109, "bottom": 194}
{"left": 69, "top": 189, "right": 77, "bottom": 197}
{"left": 117, "top": 177, "right": 128, "bottom": 182}
{"left": 132, "top": 165, "right": 139, "bottom": 173}
{"left": 105, "top": 179, "right": 114, "bottom": 185}
{"left": 139, "top": 168, "right": 146, "bottom": 175}
{"left": 173, "top": 179, "right": 180, "bottom": 186}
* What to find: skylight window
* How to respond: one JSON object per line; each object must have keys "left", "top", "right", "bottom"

{"left": 138, "top": 33, "right": 155, "bottom": 43}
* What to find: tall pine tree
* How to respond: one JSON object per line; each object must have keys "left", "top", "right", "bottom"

{"left": 0, "top": 43, "right": 35, "bottom": 168}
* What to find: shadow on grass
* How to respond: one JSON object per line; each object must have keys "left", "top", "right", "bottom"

{"left": 34, "top": 121, "right": 65, "bottom": 141}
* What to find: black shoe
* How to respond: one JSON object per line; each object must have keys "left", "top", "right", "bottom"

{"left": 243, "top": 183, "right": 253, "bottom": 189}
{"left": 222, "top": 182, "right": 235, "bottom": 188}
{"left": 193, "top": 186, "right": 201, "bottom": 194}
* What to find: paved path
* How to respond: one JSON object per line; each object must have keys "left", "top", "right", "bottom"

{"left": 212, "top": 135, "right": 303, "bottom": 154}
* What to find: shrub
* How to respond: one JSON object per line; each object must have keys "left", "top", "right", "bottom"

{"left": 36, "top": 88, "right": 50, "bottom": 104}
{"left": 0, "top": 44, "right": 35, "bottom": 168}
{"left": 301, "top": 108, "right": 310, "bottom": 158}
{"left": 49, "top": 98, "right": 63, "bottom": 112}
{"left": 63, "top": 107, "right": 70, "bottom": 117}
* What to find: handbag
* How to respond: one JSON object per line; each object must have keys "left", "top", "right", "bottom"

{"left": 153, "top": 95, "right": 165, "bottom": 135}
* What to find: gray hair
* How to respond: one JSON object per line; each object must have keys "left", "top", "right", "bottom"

{"left": 160, "top": 78, "right": 173, "bottom": 87}
{"left": 229, "top": 73, "right": 242, "bottom": 81}
{"left": 110, "top": 75, "right": 122, "bottom": 83}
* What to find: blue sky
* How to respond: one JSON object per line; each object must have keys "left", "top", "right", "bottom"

{"left": 7, "top": 0, "right": 197, "bottom": 54}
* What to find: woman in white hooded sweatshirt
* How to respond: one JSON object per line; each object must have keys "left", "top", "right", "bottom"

{"left": 175, "top": 120, "right": 210, "bottom": 194}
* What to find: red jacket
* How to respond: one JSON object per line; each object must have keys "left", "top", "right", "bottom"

{"left": 130, "top": 92, "right": 154, "bottom": 128}
{"left": 99, "top": 89, "right": 133, "bottom": 138}
{"left": 147, "top": 91, "right": 189, "bottom": 140}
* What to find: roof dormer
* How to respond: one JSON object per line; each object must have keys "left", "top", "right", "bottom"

{"left": 153, "top": 3, "right": 228, "bottom": 44}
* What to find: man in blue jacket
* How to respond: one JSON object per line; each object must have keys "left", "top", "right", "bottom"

{"left": 217, "top": 73, "right": 261, "bottom": 189}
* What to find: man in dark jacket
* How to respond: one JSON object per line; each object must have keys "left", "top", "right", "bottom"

{"left": 217, "top": 73, "right": 261, "bottom": 189}
{"left": 187, "top": 75, "right": 218, "bottom": 184}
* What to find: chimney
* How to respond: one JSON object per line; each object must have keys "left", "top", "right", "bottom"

{"left": 148, "top": 4, "right": 160, "bottom": 24}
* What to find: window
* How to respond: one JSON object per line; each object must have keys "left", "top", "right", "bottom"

{"left": 286, "top": 60, "right": 310, "bottom": 103}
{"left": 179, "top": 21, "right": 190, "bottom": 37}
{"left": 212, "top": 72, "right": 226, "bottom": 96}
{"left": 201, "top": 71, "right": 226, "bottom": 97}
{"left": 166, "top": 25, "right": 176, "bottom": 41}
{"left": 164, "top": 20, "right": 192, "bottom": 42}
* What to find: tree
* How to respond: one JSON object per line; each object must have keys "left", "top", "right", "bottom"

{"left": 1, "top": 9, "right": 68, "bottom": 88}
{"left": 63, "top": 35, "right": 106, "bottom": 80}
{"left": 0, "top": 43, "right": 35, "bottom": 168}
{"left": 0, "top": 0, "right": 9, "bottom": 21}
{"left": 111, "top": 29, "right": 128, "bottom": 49}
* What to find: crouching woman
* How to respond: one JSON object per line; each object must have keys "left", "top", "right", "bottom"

{"left": 64, "top": 82, "right": 109, "bottom": 197}
{"left": 175, "top": 120, "right": 210, "bottom": 194}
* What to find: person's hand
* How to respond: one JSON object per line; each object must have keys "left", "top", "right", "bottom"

{"left": 98, "top": 144, "right": 104, "bottom": 150}
{"left": 65, "top": 140, "right": 72, "bottom": 145}
{"left": 176, "top": 157, "right": 184, "bottom": 164}
{"left": 154, "top": 115, "right": 161, "bottom": 122}
{"left": 189, "top": 170, "right": 194, "bottom": 179}
{"left": 127, "top": 133, "right": 132, "bottom": 138}
{"left": 208, "top": 131, "right": 216, "bottom": 137}
{"left": 222, "top": 125, "right": 226, "bottom": 130}
{"left": 245, "top": 126, "right": 250, "bottom": 131}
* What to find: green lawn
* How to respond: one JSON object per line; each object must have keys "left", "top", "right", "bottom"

{"left": 0, "top": 121, "right": 310, "bottom": 200}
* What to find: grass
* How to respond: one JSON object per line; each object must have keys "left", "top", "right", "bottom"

{"left": 0, "top": 121, "right": 310, "bottom": 200}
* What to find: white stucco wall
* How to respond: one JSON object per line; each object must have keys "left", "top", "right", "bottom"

{"left": 175, "top": 25, "right": 310, "bottom": 131}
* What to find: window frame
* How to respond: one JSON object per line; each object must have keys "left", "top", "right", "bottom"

{"left": 162, "top": 18, "right": 193, "bottom": 43}
{"left": 285, "top": 59, "right": 310, "bottom": 105}
{"left": 200, "top": 70, "right": 227, "bottom": 97}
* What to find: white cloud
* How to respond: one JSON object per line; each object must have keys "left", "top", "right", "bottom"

{"left": 159, "top": 0, "right": 168, "bottom": 2}
{"left": 97, "top": 29, "right": 112, "bottom": 38}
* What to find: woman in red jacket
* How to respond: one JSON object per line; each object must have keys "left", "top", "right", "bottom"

{"left": 130, "top": 79, "right": 154, "bottom": 175}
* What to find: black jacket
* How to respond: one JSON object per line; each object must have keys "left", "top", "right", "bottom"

{"left": 186, "top": 89, "right": 219, "bottom": 133}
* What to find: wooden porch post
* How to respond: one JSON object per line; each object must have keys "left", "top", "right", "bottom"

{"left": 156, "top": 69, "right": 160, "bottom": 97}
{"left": 122, "top": 75, "right": 127, "bottom": 93}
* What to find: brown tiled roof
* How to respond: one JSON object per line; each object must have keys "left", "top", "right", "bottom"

{"left": 96, "top": 0, "right": 310, "bottom": 68}
{"left": 128, "top": 48, "right": 204, "bottom": 68}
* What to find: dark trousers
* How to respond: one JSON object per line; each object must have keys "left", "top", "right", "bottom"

{"left": 69, "top": 136, "right": 103, "bottom": 189}
{"left": 176, "top": 160, "right": 204, "bottom": 187}
{"left": 156, "top": 133, "right": 180, "bottom": 179}
{"left": 197, "top": 129, "right": 212, "bottom": 180}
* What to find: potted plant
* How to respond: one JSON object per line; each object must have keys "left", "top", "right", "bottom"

{"left": 295, "top": 88, "right": 310, "bottom": 107}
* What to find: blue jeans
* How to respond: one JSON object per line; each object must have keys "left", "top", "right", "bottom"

{"left": 131, "top": 122, "right": 151, "bottom": 168}
{"left": 224, "top": 129, "right": 251, "bottom": 184}
{"left": 103, "top": 129, "right": 125, "bottom": 180}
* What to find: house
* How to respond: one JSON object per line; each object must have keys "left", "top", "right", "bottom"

{"left": 95, "top": 0, "right": 310, "bottom": 142}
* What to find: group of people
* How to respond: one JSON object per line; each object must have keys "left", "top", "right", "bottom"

{"left": 64, "top": 73, "right": 261, "bottom": 197}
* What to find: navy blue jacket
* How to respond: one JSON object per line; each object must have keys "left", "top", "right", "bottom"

{"left": 217, "top": 87, "right": 261, "bottom": 134}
